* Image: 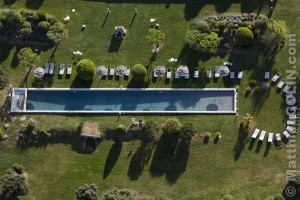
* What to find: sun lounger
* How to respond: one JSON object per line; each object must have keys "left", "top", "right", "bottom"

{"left": 283, "top": 130, "right": 291, "bottom": 139}
{"left": 251, "top": 128, "right": 260, "bottom": 139}
{"left": 49, "top": 63, "right": 55, "bottom": 75}
{"left": 215, "top": 66, "right": 219, "bottom": 78}
{"left": 277, "top": 79, "right": 285, "bottom": 89}
{"left": 166, "top": 68, "right": 171, "bottom": 79}
{"left": 230, "top": 70, "right": 235, "bottom": 79}
{"left": 194, "top": 70, "right": 199, "bottom": 78}
{"left": 289, "top": 114, "right": 300, "bottom": 120}
{"left": 66, "top": 64, "right": 72, "bottom": 75}
{"left": 174, "top": 71, "right": 179, "bottom": 79}
{"left": 275, "top": 133, "right": 281, "bottom": 142}
{"left": 259, "top": 130, "right": 266, "bottom": 141}
{"left": 287, "top": 120, "right": 297, "bottom": 126}
{"left": 272, "top": 72, "right": 281, "bottom": 82}
{"left": 125, "top": 66, "right": 130, "bottom": 76}
{"left": 264, "top": 70, "right": 270, "bottom": 79}
{"left": 237, "top": 69, "right": 243, "bottom": 79}
{"left": 59, "top": 64, "right": 65, "bottom": 75}
{"left": 109, "top": 67, "right": 115, "bottom": 76}
{"left": 44, "top": 63, "right": 50, "bottom": 74}
{"left": 268, "top": 133, "right": 273, "bottom": 143}
{"left": 206, "top": 68, "right": 212, "bottom": 78}
{"left": 286, "top": 126, "right": 296, "bottom": 133}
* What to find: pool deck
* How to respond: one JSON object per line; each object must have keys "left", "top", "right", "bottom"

{"left": 10, "top": 88, "right": 237, "bottom": 114}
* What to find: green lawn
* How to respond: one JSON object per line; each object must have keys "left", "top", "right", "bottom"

{"left": 0, "top": 0, "right": 300, "bottom": 199}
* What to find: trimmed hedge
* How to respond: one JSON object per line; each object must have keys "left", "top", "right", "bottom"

{"left": 76, "top": 59, "right": 96, "bottom": 81}
{"left": 235, "top": 27, "right": 254, "bottom": 46}
{"left": 132, "top": 64, "right": 147, "bottom": 81}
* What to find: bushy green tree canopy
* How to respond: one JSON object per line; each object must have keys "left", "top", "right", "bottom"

{"left": 17, "top": 47, "right": 40, "bottom": 67}
{"left": 76, "top": 59, "right": 96, "bottom": 81}
{"left": 75, "top": 183, "right": 99, "bottom": 200}
{"left": 1, "top": 174, "right": 29, "bottom": 200}
{"left": 179, "top": 123, "right": 197, "bottom": 140}
{"left": 162, "top": 118, "right": 182, "bottom": 136}
{"left": 146, "top": 28, "right": 165, "bottom": 46}
{"left": 235, "top": 27, "right": 254, "bottom": 46}
{"left": 132, "top": 64, "right": 147, "bottom": 81}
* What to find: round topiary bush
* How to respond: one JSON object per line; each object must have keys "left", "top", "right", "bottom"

{"left": 162, "top": 118, "right": 182, "bottom": 136}
{"left": 222, "top": 194, "right": 234, "bottom": 200}
{"left": 235, "top": 27, "right": 254, "bottom": 46}
{"left": 273, "top": 194, "right": 284, "bottom": 200}
{"left": 76, "top": 59, "right": 96, "bottom": 81}
{"left": 132, "top": 64, "right": 147, "bottom": 81}
{"left": 190, "top": 20, "right": 210, "bottom": 33}
{"left": 38, "top": 21, "right": 50, "bottom": 32}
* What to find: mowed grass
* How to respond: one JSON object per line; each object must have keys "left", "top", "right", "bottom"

{"left": 0, "top": 0, "right": 300, "bottom": 199}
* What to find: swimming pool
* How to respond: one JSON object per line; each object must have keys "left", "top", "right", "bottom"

{"left": 11, "top": 88, "right": 237, "bottom": 114}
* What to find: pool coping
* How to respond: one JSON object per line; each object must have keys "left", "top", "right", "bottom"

{"left": 11, "top": 88, "right": 237, "bottom": 114}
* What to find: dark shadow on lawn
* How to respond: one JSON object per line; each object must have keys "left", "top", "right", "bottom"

{"left": 26, "top": 0, "right": 45, "bottom": 9}
{"left": 234, "top": 125, "right": 249, "bottom": 160}
{"left": 3, "top": 0, "right": 16, "bottom": 5}
{"left": 70, "top": 76, "right": 93, "bottom": 88}
{"left": 31, "top": 76, "right": 54, "bottom": 88}
{"left": 108, "top": 35, "right": 123, "bottom": 53}
{"left": 150, "top": 133, "right": 178, "bottom": 177}
{"left": 127, "top": 78, "right": 150, "bottom": 88}
{"left": 127, "top": 141, "right": 154, "bottom": 181}
{"left": 263, "top": 142, "right": 271, "bottom": 157}
{"left": 248, "top": 138, "right": 256, "bottom": 151}
{"left": 103, "top": 142, "right": 122, "bottom": 179}
{"left": 0, "top": 95, "right": 12, "bottom": 122}
{"left": 0, "top": 43, "right": 13, "bottom": 63}
{"left": 255, "top": 141, "right": 263, "bottom": 153}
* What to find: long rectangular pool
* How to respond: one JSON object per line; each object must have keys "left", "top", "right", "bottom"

{"left": 11, "top": 88, "right": 237, "bottom": 114}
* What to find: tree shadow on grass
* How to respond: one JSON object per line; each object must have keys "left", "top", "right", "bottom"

{"left": 165, "top": 138, "right": 190, "bottom": 184}
{"left": 3, "top": 0, "right": 16, "bottom": 5}
{"left": 150, "top": 133, "right": 178, "bottom": 177}
{"left": 108, "top": 35, "right": 123, "bottom": 53}
{"left": 0, "top": 43, "right": 13, "bottom": 63}
{"left": 26, "top": 0, "right": 45, "bottom": 9}
{"left": 70, "top": 76, "right": 93, "bottom": 88}
{"left": 127, "top": 141, "right": 154, "bottom": 181}
{"left": 127, "top": 78, "right": 150, "bottom": 88}
{"left": 31, "top": 76, "right": 54, "bottom": 88}
{"left": 233, "top": 125, "right": 249, "bottom": 160}
{"left": 0, "top": 95, "right": 12, "bottom": 122}
{"left": 103, "top": 142, "right": 122, "bottom": 179}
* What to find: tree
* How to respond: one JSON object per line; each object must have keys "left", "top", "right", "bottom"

{"left": 146, "top": 28, "right": 165, "bottom": 50}
{"left": 235, "top": 27, "right": 254, "bottom": 46}
{"left": 76, "top": 59, "right": 96, "bottom": 81}
{"left": 239, "top": 113, "right": 253, "bottom": 134}
{"left": 47, "top": 22, "right": 68, "bottom": 43}
{"left": 1, "top": 174, "right": 29, "bottom": 200}
{"left": 162, "top": 118, "right": 182, "bottom": 136}
{"left": 132, "top": 64, "right": 147, "bottom": 81}
{"left": 185, "top": 30, "right": 220, "bottom": 54}
{"left": 102, "top": 187, "right": 135, "bottom": 200}
{"left": 75, "top": 183, "right": 99, "bottom": 200}
{"left": 142, "top": 120, "right": 159, "bottom": 141}
{"left": 17, "top": 47, "right": 40, "bottom": 68}
{"left": 179, "top": 123, "right": 196, "bottom": 140}
{"left": 267, "top": 20, "right": 288, "bottom": 43}
{"left": 38, "top": 21, "right": 50, "bottom": 32}
{"left": 190, "top": 20, "right": 210, "bottom": 33}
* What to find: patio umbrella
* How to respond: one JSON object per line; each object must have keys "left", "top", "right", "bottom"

{"left": 176, "top": 65, "right": 189, "bottom": 76}
{"left": 154, "top": 66, "right": 166, "bottom": 76}
{"left": 96, "top": 66, "right": 107, "bottom": 77}
{"left": 33, "top": 67, "right": 45, "bottom": 79}
{"left": 219, "top": 66, "right": 230, "bottom": 77}
{"left": 116, "top": 65, "right": 127, "bottom": 76}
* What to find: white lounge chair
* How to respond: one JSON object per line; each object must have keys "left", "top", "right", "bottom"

{"left": 166, "top": 69, "right": 171, "bottom": 79}
{"left": 59, "top": 64, "right": 65, "bottom": 75}
{"left": 44, "top": 63, "right": 49, "bottom": 74}
{"left": 125, "top": 66, "right": 130, "bottom": 77}
{"left": 194, "top": 70, "right": 199, "bottom": 78}
{"left": 264, "top": 70, "right": 270, "bottom": 79}
{"left": 287, "top": 120, "right": 297, "bottom": 126}
{"left": 252, "top": 128, "right": 260, "bottom": 139}
{"left": 272, "top": 72, "right": 281, "bottom": 82}
{"left": 215, "top": 66, "right": 219, "bottom": 78}
{"left": 206, "top": 68, "right": 212, "bottom": 78}
{"left": 237, "top": 69, "right": 243, "bottom": 79}
{"left": 268, "top": 133, "right": 273, "bottom": 143}
{"left": 275, "top": 133, "right": 281, "bottom": 142}
{"left": 66, "top": 64, "right": 72, "bottom": 75}
{"left": 109, "top": 67, "right": 115, "bottom": 76}
{"left": 289, "top": 114, "right": 300, "bottom": 120}
{"left": 174, "top": 71, "right": 180, "bottom": 79}
{"left": 259, "top": 130, "right": 266, "bottom": 141}
{"left": 230, "top": 70, "right": 235, "bottom": 79}
{"left": 49, "top": 63, "right": 55, "bottom": 75}
{"left": 283, "top": 130, "right": 291, "bottom": 139}
{"left": 277, "top": 79, "right": 285, "bottom": 89}
{"left": 286, "top": 126, "right": 296, "bottom": 133}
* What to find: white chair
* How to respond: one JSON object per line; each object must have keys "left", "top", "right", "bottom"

{"left": 264, "top": 70, "right": 270, "bottom": 79}
{"left": 237, "top": 69, "right": 243, "bottom": 79}
{"left": 289, "top": 114, "right": 300, "bottom": 120}
{"left": 286, "top": 126, "right": 296, "bottom": 133}
{"left": 109, "top": 67, "right": 115, "bottom": 76}
{"left": 125, "top": 66, "right": 130, "bottom": 77}
{"left": 230, "top": 70, "right": 235, "bottom": 79}
{"left": 67, "top": 64, "right": 72, "bottom": 75}
{"left": 194, "top": 70, "right": 199, "bottom": 78}
{"left": 283, "top": 131, "right": 291, "bottom": 139}
{"left": 272, "top": 72, "right": 281, "bottom": 82}
{"left": 49, "top": 63, "right": 55, "bottom": 75}
{"left": 166, "top": 69, "right": 171, "bottom": 79}
{"left": 287, "top": 120, "right": 297, "bottom": 126}
{"left": 174, "top": 72, "right": 179, "bottom": 79}
{"left": 277, "top": 79, "right": 285, "bottom": 89}
{"left": 44, "top": 63, "right": 49, "bottom": 74}
{"left": 206, "top": 68, "right": 212, "bottom": 78}
{"left": 215, "top": 66, "right": 219, "bottom": 78}
{"left": 259, "top": 130, "right": 266, "bottom": 141}
{"left": 268, "top": 133, "right": 273, "bottom": 143}
{"left": 251, "top": 128, "right": 260, "bottom": 139}
{"left": 275, "top": 133, "right": 281, "bottom": 142}
{"left": 59, "top": 64, "right": 65, "bottom": 75}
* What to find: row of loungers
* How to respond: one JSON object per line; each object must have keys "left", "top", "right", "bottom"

{"left": 252, "top": 128, "right": 279, "bottom": 143}
{"left": 44, "top": 63, "right": 72, "bottom": 75}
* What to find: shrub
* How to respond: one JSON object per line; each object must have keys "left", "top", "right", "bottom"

{"left": 27, "top": 118, "right": 36, "bottom": 132}
{"left": 235, "top": 27, "right": 254, "bottom": 46}
{"left": 223, "top": 194, "right": 234, "bottom": 200}
{"left": 22, "top": 21, "right": 31, "bottom": 28}
{"left": 76, "top": 184, "right": 99, "bottom": 200}
{"left": 132, "top": 64, "right": 147, "bottom": 81}
{"left": 146, "top": 28, "right": 165, "bottom": 47}
{"left": 246, "top": 86, "right": 252, "bottom": 93}
{"left": 103, "top": 187, "right": 135, "bottom": 200}
{"left": 0, "top": 129, "right": 3, "bottom": 141}
{"left": 217, "top": 20, "right": 227, "bottom": 30}
{"left": 253, "top": 19, "right": 268, "bottom": 32}
{"left": 47, "top": 22, "right": 68, "bottom": 43}
{"left": 162, "top": 118, "right": 182, "bottom": 136}
{"left": 20, "top": 27, "right": 32, "bottom": 38}
{"left": 179, "top": 123, "right": 196, "bottom": 140}
{"left": 273, "top": 194, "right": 284, "bottom": 200}
{"left": 0, "top": 174, "right": 29, "bottom": 199}
{"left": 36, "top": 10, "right": 47, "bottom": 21}
{"left": 11, "top": 164, "right": 24, "bottom": 174}
{"left": 142, "top": 120, "right": 159, "bottom": 140}
{"left": 215, "top": 131, "right": 222, "bottom": 138}
{"left": 76, "top": 59, "right": 96, "bottom": 81}
{"left": 253, "top": 85, "right": 262, "bottom": 96}
{"left": 190, "top": 20, "right": 210, "bottom": 33}
{"left": 208, "top": 20, "right": 219, "bottom": 33}
{"left": 205, "top": 132, "right": 211, "bottom": 138}
{"left": 2, "top": 9, "right": 23, "bottom": 25}
{"left": 240, "top": 21, "right": 251, "bottom": 29}
{"left": 38, "top": 21, "right": 50, "bottom": 32}
{"left": 267, "top": 20, "right": 288, "bottom": 43}
{"left": 249, "top": 79, "right": 257, "bottom": 87}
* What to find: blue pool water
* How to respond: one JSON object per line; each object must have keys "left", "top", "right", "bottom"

{"left": 25, "top": 89, "right": 235, "bottom": 113}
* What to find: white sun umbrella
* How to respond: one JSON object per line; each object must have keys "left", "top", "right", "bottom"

{"left": 219, "top": 66, "right": 230, "bottom": 77}
{"left": 33, "top": 67, "right": 45, "bottom": 79}
{"left": 154, "top": 65, "right": 166, "bottom": 76}
{"left": 96, "top": 66, "right": 107, "bottom": 77}
{"left": 116, "top": 65, "right": 127, "bottom": 76}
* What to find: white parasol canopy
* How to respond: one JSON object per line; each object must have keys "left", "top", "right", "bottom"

{"left": 219, "top": 66, "right": 230, "bottom": 77}
{"left": 34, "top": 67, "right": 45, "bottom": 79}
{"left": 176, "top": 65, "right": 189, "bottom": 76}
{"left": 116, "top": 65, "right": 127, "bottom": 76}
{"left": 96, "top": 66, "right": 107, "bottom": 76}
{"left": 154, "top": 66, "right": 166, "bottom": 76}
